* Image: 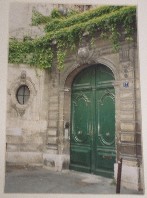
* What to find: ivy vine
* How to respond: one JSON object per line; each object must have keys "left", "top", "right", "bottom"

{"left": 9, "top": 6, "right": 136, "bottom": 70}
{"left": 32, "top": 8, "right": 79, "bottom": 26}
{"left": 44, "top": 6, "right": 123, "bottom": 32}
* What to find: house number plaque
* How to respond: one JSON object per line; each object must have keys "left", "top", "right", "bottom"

{"left": 123, "top": 81, "right": 129, "bottom": 88}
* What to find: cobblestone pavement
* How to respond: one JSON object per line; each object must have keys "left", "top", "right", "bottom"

{"left": 4, "top": 166, "right": 143, "bottom": 194}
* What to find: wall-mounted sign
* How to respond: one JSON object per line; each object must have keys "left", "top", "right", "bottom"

{"left": 123, "top": 81, "right": 129, "bottom": 88}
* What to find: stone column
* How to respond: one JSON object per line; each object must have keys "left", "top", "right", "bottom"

{"left": 57, "top": 83, "right": 65, "bottom": 155}
{"left": 43, "top": 67, "right": 70, "bottom": 171}
{"left": 56, "top": 73, "right": 71, "bottom": 170}
{"left": 43, "top": 67, "right": 60, "bottom": 169}
{"left": 115, "top": 43, "right": 140, "bottom": 190}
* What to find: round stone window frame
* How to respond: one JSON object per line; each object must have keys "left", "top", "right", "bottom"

{"left": 8, "top": 74, "right": 37, "bottom": 114}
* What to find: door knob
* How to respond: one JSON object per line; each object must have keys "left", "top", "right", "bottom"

{"left": 78, "top": 131, "right": 82, "bottom": 135}
{"left": 106, "top": 132, "right": 110, "bottom": 137}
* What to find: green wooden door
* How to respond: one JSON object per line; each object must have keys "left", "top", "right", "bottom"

{"left": 69, "top": 64, "right": 116, "bottom": 178}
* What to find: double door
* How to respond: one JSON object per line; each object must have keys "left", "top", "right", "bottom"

{"left": 70, "top": 65, "right": 116, "bottom": 178}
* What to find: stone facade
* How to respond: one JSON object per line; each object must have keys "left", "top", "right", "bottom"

{"left": 6, "top": 64, "right": 49, "bottom": 165}
{"left": 6, "top": 3, "right": 143, "bottom": 192}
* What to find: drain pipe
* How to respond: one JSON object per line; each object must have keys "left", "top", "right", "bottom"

{"left": 116, "top": 158, "right": 122, "bottom": 193}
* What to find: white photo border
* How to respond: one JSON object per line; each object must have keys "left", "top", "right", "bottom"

{"left": 0, "top": 0, "right": 147, "bottom": 197}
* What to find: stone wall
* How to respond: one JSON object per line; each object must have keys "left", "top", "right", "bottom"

{"left": 6, "top": 2, "right": 143, "bottom": 191}
{"left": 6, "top": 64, "right": 49, "bottom": 166}
{"left": 9, "top": 2, "right": 54, "bottom": 39}
{"left": 6, "top": 39, "right": 143, "bottom": 190}
{"left": 45, "top": 37, "right": 143, "bottom": 190}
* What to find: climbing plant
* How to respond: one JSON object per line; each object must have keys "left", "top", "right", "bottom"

{"left": 32, "top": 8, "right": 79, "bottom": 26}
{"left": 9, "top": 6, "right": 136, "bottom": 70}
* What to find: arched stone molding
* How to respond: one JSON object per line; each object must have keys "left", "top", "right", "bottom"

{"left": 58, "top": 56, "right": 120, "bottom": 158}
{"left": 61, "top": 57, "right": 119, "bottom": 90}
{"left": 8, "top": 70, "right": 37, "bottom": 116}
{"left": 94, "top": 57, "right": 119, "bottom": 81}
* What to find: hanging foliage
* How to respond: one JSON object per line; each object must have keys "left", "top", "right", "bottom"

{"left": 9, "top": 6, "right": 136, "bottom": 70}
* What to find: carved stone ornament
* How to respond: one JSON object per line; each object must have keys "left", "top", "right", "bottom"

{"left": 8, "top": 71, "right": 37, "bottom": 116}
{"left": 20, "top": 70, "right": 27, "bottom": 81}
{"left": 119, "top": 45, "right": 134, "bottom": 78}
{"left": 78, "top": 46, "right": 90, "bottom": 59}
{"left": 77, "top": 46, "right": 97, "bottom": 65}
{"left": 77, "top": 43, "right": 115, "bottom": 65}
{"left": 121, "top": 62, "right": 130, "bottom": 78}
{"left": 119, "top": 46, "right": 130, "bottom": 63}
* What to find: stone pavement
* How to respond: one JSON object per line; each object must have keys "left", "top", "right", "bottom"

{"left": 4, "top": 166, "right": 143, "bottom": 194}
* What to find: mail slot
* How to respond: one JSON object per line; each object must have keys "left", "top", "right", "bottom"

{"left": 102, "top": 155, "right": 112, "bottom": 159}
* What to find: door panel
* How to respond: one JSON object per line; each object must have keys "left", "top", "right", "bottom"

{"left": 70, "top": 90, "right": 93, "bottom": 172}
{"left": 96, "top": 88, "right": 115, "bottom": 147}
{"left": 70, "top": 146, "right": 91, "bottom": 172}
{"left": 95, "top": 88, "right": 115, "bottom": 177}
{"left": 95, "top": 150, "right": 116, "bottom": 175}
{"left": 70, "top": 65, "right": 115, "bottom": 178}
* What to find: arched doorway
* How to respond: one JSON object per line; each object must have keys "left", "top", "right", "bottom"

{"left": 69, "top": 64, "right": 116, "bottom": 178}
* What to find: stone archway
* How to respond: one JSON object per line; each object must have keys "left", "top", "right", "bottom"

{"left": 59, "top": 58, "right": 119, "bottom": 174}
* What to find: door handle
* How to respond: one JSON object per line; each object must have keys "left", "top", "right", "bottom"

{"left": 102, "top": 155, "right": 112, "bottom": 159}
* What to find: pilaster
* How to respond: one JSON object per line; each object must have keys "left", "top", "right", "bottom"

{"left": 115, "top": 43, "right": 142, "bottom": 190}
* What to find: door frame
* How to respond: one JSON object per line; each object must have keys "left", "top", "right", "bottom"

{"left": 60, "top": 58, "right": 119, "bottom": 175}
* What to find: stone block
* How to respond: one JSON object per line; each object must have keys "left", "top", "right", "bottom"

{"left": 120, "top": 112, "right": 135, "bottom": 120}
{"left": 120, "top": 145, "right": 136, "bottom": 155}
{"left": 122, "top": 159, "right": 138, "bottom": 167}
{"left": 49, "top": 88, "right": 58, "bottom": 96}
{"left": 49, "top": 105, "right": 58, "bottom": 111}
{"left": 49, "top": 96, "right": 58, "bottom": 103}
{"left": 136, "top": 122, "right": 141, "bottom": 132}
{"left": 136, "top": 133, "right": 141, "bottom": 144}
{"left": 43, "top": 153, "right": 70, "bottom": 171}
{"left": 49, "top": 112, "right": 58, "bottom": 119}
{"left": 6, "top": 152, "right": 43, "bottom": 165}
{"left": 20, "top": 143, "right": 43, "bottom": 152}
{"left": 45, "top": 145, "right": 58, "bottom": 154}
{"left": 120, "top": 91, "right": 134, "bottom": 99}
{"left": 121, "top": 134, "right": 135, "bottom": 142}
{"left": 47, "top": 137, "right": 57, "bottom": 144}
{"left": 7, "top": 144, "right": 20, "bottom": 152}
{"left": 136, "top": 145, "right": 142, "bottom": 156}
{"left": 22, "top": 133, "right": 44, "bottom": 144}
{"left": 49, "top": 120, "right": 58, "bottom": 127}
{"left": 7, "top": 135, "right": 23, "bottom": 144}
{"left": 7, "top": 143, "right": 43, "bottom": 152}
{"left": 121, "top": 122, "right": 135, "bottom": 131}
{"left": 50, "top": 80, "right": 58, "bottom": 87}
{"left": 48, "top": 128, "right": 57, "bottom": 136}
{"left": 120, "top": 102, "right": 134, "bottom": 110}
{"left": 21, "top": 120, "right": 48, "bottom": 133}
{"left": 45, "top": 149, "right": 58, "bottom": 154}
{"left": 43, "top": 153, "right": 56, "bottom": 163}
{"left": 6, "top": 128, "right": 22, "bottom": 136}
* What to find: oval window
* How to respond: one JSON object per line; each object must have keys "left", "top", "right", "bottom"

{"left": 16, "top": 85, "right": 30, "bottom": 105}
